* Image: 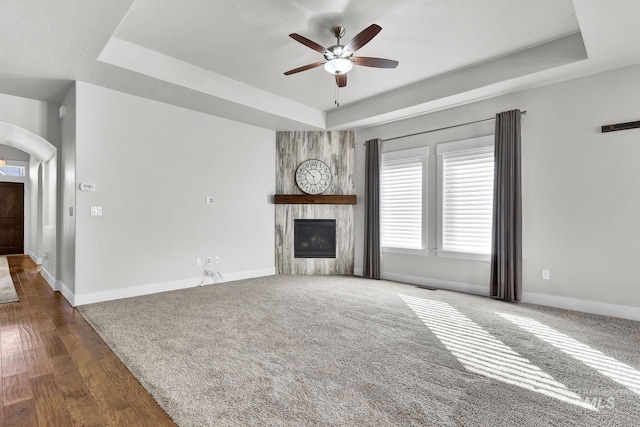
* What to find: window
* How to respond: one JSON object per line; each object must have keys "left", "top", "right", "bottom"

{"left": 0, "top": 164, "right": 26, "bottom": 177}
{"left": 381, "top": 147, "right": 428, "bottom": 255}
{"left": 437, "top": 135, "right": 494, "bottom": 261}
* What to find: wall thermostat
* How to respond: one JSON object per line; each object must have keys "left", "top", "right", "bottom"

{"left": 79, "top": 183, "right": 96, "bottom": 191}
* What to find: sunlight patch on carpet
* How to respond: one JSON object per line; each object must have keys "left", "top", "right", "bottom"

{"left": 400, "top": 295, "right": 597, "bottom": 411}
{"left": 498, "top": 312, "right": 640, "bottom": 396}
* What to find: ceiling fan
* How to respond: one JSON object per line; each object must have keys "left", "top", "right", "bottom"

{"left": 284, "top": 24, "right": 399, "bottom": 88}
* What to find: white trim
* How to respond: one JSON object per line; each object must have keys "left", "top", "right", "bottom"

{"left": 437, "top": 135, "right": 494, "bottom": 260}
{"left": 522, "top": 291, "right": 640, "bottom": 322}
{"left": 435, "top": 250, "right": 490, "bottom": 262}
{"left": 383, "top": 247, "right": 429, "bottom": 256}
{"left": 381, "top": 272, "right": 488, "bottom": 296}
{"left": 376, "top": 271, "right": 640, "bottom": 322}
{"left": 57, "top": 281, "right": 75, "bottom": 307}
{"left": 27, "top": 250, "right": 42, "bottom": 265}
{"left": 382, "top": 146, "right": 429, "bottom": 160}
{"left": 1, "top": 162, "right": 30, "bottom": 258}
{"left": 0, "top": 121, "right": 56, "bottom": 162}
{"left": 40, "top": 267, "right": 57, "bottom": 291}
{"left": 381, "top": 146, "right": 428, "bottom": 252}
{"left": 74, "top": 267, "right": 277, "bottom": 306}
{"left": 65, "top": 265, "right": 640, "bottom": 321}
{"left": 218, "top": 267, "right": 276, "bottom": 283}
{"left": 74, "top": 277, "right": 212, "bottom": 306}
{"left": 436, "top": 134, "right": 494, "bottom": 154}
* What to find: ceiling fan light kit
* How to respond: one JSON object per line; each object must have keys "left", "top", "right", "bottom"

{"left": 284, "top": 23, "right": 399, "bottom": 95}
{"left": 324, "top": 58, "right": 353, "bottom": 75}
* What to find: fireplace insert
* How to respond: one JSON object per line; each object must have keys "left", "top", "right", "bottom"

{"left": 294, "top": 219, "right": 336, "bottom": 258}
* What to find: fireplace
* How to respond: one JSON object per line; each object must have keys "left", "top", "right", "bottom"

{"left": 294, "top": 219, "right": 336, "bottom": 258}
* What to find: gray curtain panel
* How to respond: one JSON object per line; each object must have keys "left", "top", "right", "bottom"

{"left": 363, "top": 138, "right": 381, "bottom": 279}
{"left": 490, "top": 109, "right": 522, "bottom": 301}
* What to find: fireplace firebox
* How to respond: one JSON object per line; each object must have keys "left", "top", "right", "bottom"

{"left": 294, "top": 219, "right": 336, "bottom": 258}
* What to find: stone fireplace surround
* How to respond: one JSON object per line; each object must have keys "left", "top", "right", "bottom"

{"left": 275, "top": 131, "right": 355, "bottom": 275}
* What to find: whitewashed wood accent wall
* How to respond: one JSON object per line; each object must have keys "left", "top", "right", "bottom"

{"left": 275, "top": 131, "right": 355, "bottom": 275}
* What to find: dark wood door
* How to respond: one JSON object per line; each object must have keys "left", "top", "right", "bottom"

{"left": 0, "top": 182, "right": 24, "bottom": 255}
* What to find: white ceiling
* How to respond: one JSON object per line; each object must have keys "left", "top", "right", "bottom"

{"left": 114, "top": 0, "right": 579, "bottom": 111}
{"left": 1, "top": 0, "right": 640, "bottom": 130}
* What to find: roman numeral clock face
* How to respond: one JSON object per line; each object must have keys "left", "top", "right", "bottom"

{"left": 295, "top": 159, "right": 332, "bottom": 194}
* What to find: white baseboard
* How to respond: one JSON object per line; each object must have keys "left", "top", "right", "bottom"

{"left": 57, "top": 280, "right": 75, "bottom": 307}
{"left": 67, "top": 264, "right": 640, "bottom": 321}
{"left": 27, "top": 250, "right": 42, "bottom": 265}
{"left": 381, "top": 272, "right": 488, "bottom": 296}
{"left": 219, "top": 267, "right": 276, "bottom": 283}
{"left": 354, "top": 269, "right": 488, "bottom": 297}
{"left": 40, "top": 267, "right": 57, "bottom": 291}
{"left": 39, "top": 267, "right": 75, "bottom": 308}
{"left": 74, "top": 267, "right": 276, "bottom": 307}
{"left": 364, "top": 270, "right": 640, "bottom": 322}
{"left": 522, "top": 291, "right": 640, "bottom": 322}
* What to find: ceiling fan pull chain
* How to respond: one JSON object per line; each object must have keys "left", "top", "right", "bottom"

{"left": 335, "top": 85, "right": 340, "bottom": 107}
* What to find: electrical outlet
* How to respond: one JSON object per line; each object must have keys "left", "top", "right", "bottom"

{"left": 206, "top": 257, "right": 212, "bottom": 264}
{"left": 542, "top": 269, "right": 550, "bottom": 280}
{"left": 196, "top": 257, "right": 201, "bottom": 266}
{"left": 215, "top": 256, "right": 220, "bottom": 264}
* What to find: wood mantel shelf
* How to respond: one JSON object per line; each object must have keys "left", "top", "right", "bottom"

{"left": 274, "top": 194, "right": 357, "bottom": 205}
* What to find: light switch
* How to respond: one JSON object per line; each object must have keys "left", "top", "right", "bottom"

{"left": 90, "top": 206, "right": 103, "bottom": 216}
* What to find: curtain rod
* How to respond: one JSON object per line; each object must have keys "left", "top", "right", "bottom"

{"left": 373, "top": 110, "right": 527, "bottom": 143}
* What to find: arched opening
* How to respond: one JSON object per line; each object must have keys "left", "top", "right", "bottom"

{"left": 0, "top": 121, "right": 57, "bottom": 280}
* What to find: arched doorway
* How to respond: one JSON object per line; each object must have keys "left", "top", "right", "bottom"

{"left": 0, "top": 121, "right": 57, "bottom": 276}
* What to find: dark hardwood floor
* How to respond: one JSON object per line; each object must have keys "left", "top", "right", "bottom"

{"left": 0, "top": 255, "right": 176, "bottom": 426}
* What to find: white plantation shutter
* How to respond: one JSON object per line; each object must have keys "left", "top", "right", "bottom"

{"left": 442, "top": 146, "right": 494, "bottom": 253}
{"left": 381, "top": 147, "right": 428, "bottom": 251}
{"left": 437, "top": 136, "right": 494, "bottom": 260}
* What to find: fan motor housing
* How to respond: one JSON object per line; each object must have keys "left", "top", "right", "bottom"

{"left": 324, "top": 45, "right": 350, "bottom": 60}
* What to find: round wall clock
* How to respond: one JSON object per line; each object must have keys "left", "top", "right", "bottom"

{"left": 295, "top": 159, "right": 332, "bottom": 194}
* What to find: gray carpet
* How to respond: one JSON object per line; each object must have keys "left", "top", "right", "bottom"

{"left": 78, "top": 275, "right": 640, "bottom": 426}
{"left": 0, "top": 256, "right": 19, "bottom": 304}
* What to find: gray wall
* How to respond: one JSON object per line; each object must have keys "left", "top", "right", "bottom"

{"left": 73, "top": 82, "right": 276, "bottom": 303}
{"left": 59, "top": 84, "right": 76, "bottom": 294}
{"left": 355, "top": 62, "right": 640, "bottom": 315}
{"left": 0, "top": 145, "right": 29, "bottom": 161}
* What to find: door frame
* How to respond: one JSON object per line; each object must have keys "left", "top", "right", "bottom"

{"left": 0, "top": 160, "right": 30, "bottom": 255}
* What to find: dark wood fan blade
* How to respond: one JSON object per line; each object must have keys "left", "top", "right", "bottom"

{"left": 284, "top": 61, "right": 326, "bottom": 75}
{"left": 335, "top": 74, "right": 347, "bottom": 87}
{"left": 352, "top": 56, "right": 399, "bottom": 68}
{"left": 289, "top": 33, "right": 328, "bottom": 54}
{"left": 343, "top": 24, "right": 382, "bottom": 54}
